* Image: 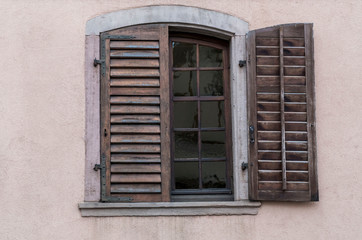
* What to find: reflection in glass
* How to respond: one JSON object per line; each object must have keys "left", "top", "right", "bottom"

{"left": 173, "top": 102, "right": 198, "bottom": 128}
{"left": 200, "top": 71, "right": 223, "bottom": 96}
{"left": 173, "top": 71, "right": 197, "bottom": 96}
{"left": 201, "top": 131, "right": 225, "bottom": 158}
{"left": 175, "top": 132, "right": 198, "bottom": 159}
{"left": 199, "top": 45, "right": 223, "bottom": 67}
{"left": 175, "top": 162, "right": 199, "bottom": 189}
{"left": 172, "top": 42, "right": 196, "bottom": 67}
{"left": 201, "top": 101, "right": 225, "bottom": 128}
{"left": 202, "top": 162, "right": 226, "bottom": 188}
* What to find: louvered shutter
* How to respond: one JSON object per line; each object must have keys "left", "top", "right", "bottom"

{"left": 100, "top": 24, "right": 170, "bottom": 202}
{"left": 247, "top": 23, "right": 318, "bottom": 201}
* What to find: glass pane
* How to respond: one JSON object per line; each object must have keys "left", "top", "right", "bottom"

{"left": 172, "top": 42, "right": 196, "bottom": 67}
{"left": 175, "top": 132, "right": 198, "bottom": 159}
{"left": 200, "top": 71, "right": 223, "bottom": 96}
{"left": 201, "top": 131, "right": 225, "bottom": 158}
{"left": 173, "top": 71, "right": 197, "bottom": 96}
{"left": 175, "top": 162, "right": 199, "bottom": 189}
{"left": 173, "top": 102, "right": 198, "bottom": 128}
{"left": 201, "top": 101, "right": 225, "bottom": 128}
{"left": 202, "top": 162, "right": 226, "bottom": 188}
{"left": 199, "top": 45, "right": 223, "bottom": 67}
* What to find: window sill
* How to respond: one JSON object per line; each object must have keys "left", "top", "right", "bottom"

{"left": 78, "top": 200, "right": 261, "bottom": 217}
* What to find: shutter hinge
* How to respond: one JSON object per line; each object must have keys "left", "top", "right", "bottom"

{"left": 93, "top": 58, "right": 105, "bottom": 67}
{"left": 239, "top": 60, "right": 247, "bottom": 68}
{"left": 241, "top": 162, "right": 248, "bottom": 171}
{"left": 93, "top": 164, "right": 102, "bottom": 171}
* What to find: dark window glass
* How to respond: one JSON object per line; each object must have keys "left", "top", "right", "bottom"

{"left": 200, "top": 70, "right": 223, "bottom": 96}
{"left": 201, "top": 101, "right": 225, "bottom": 128}
{"left": 175, "top": 162, "right": 199, "bottom": 189}
{"left": 173, "top": 102, "right": 198, "bottom": 128}
{"left": 173, "top": 71, "right": 197, "bottom": 96}
{"left": 199, "top": 45, "right": 223, "bottom": 67}
{"left": 172, "top": 42, "right": 196, "bottom": 67}
{"left": 175, "top": 132, "right": 198, "bottom": 159}
{"left": 202, "top": 162, "right": 226, "bottom": 188}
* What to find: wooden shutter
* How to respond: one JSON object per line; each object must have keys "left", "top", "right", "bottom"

{"left": 247, "top": 23, "right": 318, "bottom": 201}
{"left": 100, "top": 24, "right": 170, "bottom": 202}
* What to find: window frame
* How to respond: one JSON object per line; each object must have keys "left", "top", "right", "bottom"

{"left": 83, "top": 6, "right": 250, "bottom": 208}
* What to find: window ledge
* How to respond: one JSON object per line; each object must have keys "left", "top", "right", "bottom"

{"left": 78, "top": 200, "right": 261, "bottom": 217}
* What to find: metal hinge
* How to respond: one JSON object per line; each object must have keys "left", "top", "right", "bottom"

{"left": 241, "top": 162, "right": 248, "bottom": 171}
{"left": 93, "top": 164, "right": 102, "bottom": 171}
{"left": 93, "top": 58, "right": 105, "bottom": 67}
{"left": 249, "top": 125, "right": 255, "bottom": 143}
{"left": 239, "top": 60, "right": 247, "bottom": 68}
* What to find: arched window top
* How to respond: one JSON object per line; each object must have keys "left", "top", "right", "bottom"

{"left": 86, "top": 5, "right": 249, "bottom": 36}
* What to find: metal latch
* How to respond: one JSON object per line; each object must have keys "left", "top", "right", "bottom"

{"left": 93, "top": 58, "right": 105, "bottom": 67}
{"left": 93, "top": 164, "right": 102, "bottom": 171}
{"left": 239, "top": 60, "right": 247, "bottom": 67}
{"left": 242, "top": 162, "right": 248, "bottom": 171}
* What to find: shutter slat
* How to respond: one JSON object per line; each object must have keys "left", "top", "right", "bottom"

{"left": 111, "top": 164, "right": 161, "bottom": 173}
{"left": 111, "top": 59, "right": 159, "bottom": 68}
{"left": 111, "top": 184, "right": 161, "bottom": 193}
{"left": 248, "top": 23, "right": 317, "bottom": 201}
{"left": 111, "top": 174, "right": 161, "bottom": 183}
{"left": 111, "top": 79, "right": 160, "bottom": 87}
{"left": 111, "top": 115, "right": 160, "bottom": 124}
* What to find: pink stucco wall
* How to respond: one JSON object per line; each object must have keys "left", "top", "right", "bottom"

{"left": 1, "top": 0, "right": 362, "bottom": 239}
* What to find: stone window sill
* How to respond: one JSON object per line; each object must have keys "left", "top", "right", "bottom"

{"left": 78, "top": 200, "right": 261, "bottom": 217}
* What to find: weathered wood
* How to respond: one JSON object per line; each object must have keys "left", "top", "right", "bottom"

{"left": 284, "top": 76, "right": 306, "bottom": 85}
{"left": 284, "top": 85, "right": 306, "bottom": 93}
{"left": 284, "top": 57, "right": 305, "bottom": 66}
{"left": 111, "top": 68, "right": 160, "bottom": 78}
{"left": 286, "top": 141, "right": 308, "bottom": 151}
{"left": 110, "top": 50, "right": 159, "bottom": 58}
{"left": 258, "top": 141, "right": 281, "bottom": 150}
{"left": 111, "top": 144, "right": 161, "bottom": 153}
{"left": 110, "top": 41, "right": 159, "bottom": 50}
{"left": 111, "top": 105, "right": 160, "bottom": 114}
{"left": 257, "top": 112, "right": 280, "bottom": 121}
{"left": 111, "top": 164, "right": 161, "bottom": 173}
{"left": 111, "top": 59, "right": 160, "bottom": 68}
{"left": 110, "top": 96, "right": 160, "bottom": 105}
{"left": 284, "top": 66, "right": 305, "bottom": 76}
{"left": 258, "top": 131, "right": 281, "bottom": 140}
{"left": 284, "top": 93, "right": 306, "bottom": 102}
{"left": 256, "top": 38, "right": 279, "bottom": 46}
{"left": 257, "top": 56, "right": 279, "bottom": 65}
{"left": 258, "top": 161, "right": 308, "bottom": 171}
{"left": 285, "top": 122, "right": 307, "bottom": 131}
{"left": 111, "top": 184, "right": 161, "bottom": 193}
{"left": 284, "top": 103, "right": 307, "bottom": 112}
{"left": 256, "top": 66, "right": 280, "bottom": 75}
{"left": 111, "top": 174, "right": 162, "bottom": 183}
{"left": 111, "top": 134, "right": 161, "bottom": 143}
{"left": 283, "top": 47, "right": 305, "bottom": 56}
{"left": 285, "top": 131, "right": 308, "bottom": 141}
{"left": 111, "top": 125, "right": 160, "bottom": 133}
{"left": 256, "top": 76, "right": 280, "bottom": 86}
{"left": 111, "top": 153, "right": 161, "bottom": 163}
{"left": 110, "top": 87, "right": 160, "bottom": 96}
{"left": 258, "top": 121, "right": 281, "bottom": 131}
{"left": 257, "top": 93, "right": 280, "bottom": 102}
{"left": 258, "top": 170, "right": 308, "bottom": 181}
{"left": 257, "top": 102, "right": 280, "bottom": 111}
{"left": 283, "top": 38, "right": 305, "bottom": 47}
{"left": 110, "top": 78, "right": 160, "bottom": 87}
{"left": 111, "top": 115, "right": 160, "bottom": 124}
{"left": 256, "top": 47, "right": 279, "bottom": 56}
{"left": 258, "top": 182, "right": 309, "bottom": 191}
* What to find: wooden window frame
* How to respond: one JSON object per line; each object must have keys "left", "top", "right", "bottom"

{"left": 169, "top": 34, "right": 233, "bottom": 197}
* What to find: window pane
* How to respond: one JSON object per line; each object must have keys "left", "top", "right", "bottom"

{"left": 201, "top": 131, "right": 225, "bottom": 158}
{"left": 201, "top": 101, "right": 225, "bottom": 128}
{"left": 175, "top": 162, "right": 199, "bottom": 189}
{"left": 200, "top": 70, "right": 223, "bottom": 96}
{"left": 173, "top": 102, "right": 198, "bottom": 128}
{"left": 199, "top": 45, "right": 223, "bottom": 67}
{"left": 172, "top": 42, "right": 196, "bottom": 67}
{"left": 202, "top": 162, "right": 226, "bottom": 188}
{"left": 175, "top": 132, "right": 198, "bottom": 159}
{"left": 173, "top": 71, "right": 197, "bottom": 96}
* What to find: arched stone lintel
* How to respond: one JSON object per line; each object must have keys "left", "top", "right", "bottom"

{"left": 86, "top": 5, "right": 248, "bottom": 36}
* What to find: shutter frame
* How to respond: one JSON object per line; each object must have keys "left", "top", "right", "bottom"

{"left": 247, "top": 23, "right": 318, "bottom": 201}
{"left": 100, "top": 24, "right": 170, "bottom": 202}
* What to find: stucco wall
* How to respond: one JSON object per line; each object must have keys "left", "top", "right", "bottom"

{"left": 1, "top": 0, "right": 362, "bottom": 239}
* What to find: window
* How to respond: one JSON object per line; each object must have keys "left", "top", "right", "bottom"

{"left": 81, "top": 7, "right": 318, "bottom": 215}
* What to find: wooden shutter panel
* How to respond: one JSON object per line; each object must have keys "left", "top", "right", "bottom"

{"left": 247, "top": 23, "right": 318, "bottom": 201}
{"left": 100, "top": 25, "right": 170, "bottom": 202}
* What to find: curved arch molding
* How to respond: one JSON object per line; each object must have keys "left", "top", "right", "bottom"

{"left": 86, "top": 5, "right": 248, "bottom": 36}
